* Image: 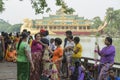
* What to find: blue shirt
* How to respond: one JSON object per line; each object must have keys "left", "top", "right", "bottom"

{"left": 108, "top": 77, "right": 120, "bottom": 80}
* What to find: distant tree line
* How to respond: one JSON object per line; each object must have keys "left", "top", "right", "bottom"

{"left": 0, "top": 19, "right": 22, "bottom": 33}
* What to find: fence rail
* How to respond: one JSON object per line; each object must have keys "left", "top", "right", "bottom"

{"left": 81, "top": 57, "right": 120, "bottom": 79}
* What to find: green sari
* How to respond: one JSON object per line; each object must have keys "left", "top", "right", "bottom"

{"left": 16, "top": 42, "right": 31, "bottom": 80}
{"left": 17, "top": 62, "right": 30, "bottom": 80}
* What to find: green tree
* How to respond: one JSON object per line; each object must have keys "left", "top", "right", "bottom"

{"left": 7, "top": 24, "right": 22, "bottom": 32}
{"left": 0, "top": 19, "right": 11, "bottom": 32}
{"left": 0, "top": 0, "right": 4, "bottom": 12}
{"left": 0, "top": 0, "right": 75, "bottom": 14}
{"left": 91, "top": 16, "right": 102, "bottom": 29}
{"left": 104, "top": 8, "right": 120, "bottom": 37}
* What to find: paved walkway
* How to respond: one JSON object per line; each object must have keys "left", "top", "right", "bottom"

{"left": 0, "top": 62, "right": 17, "bottom": 80}
{"left": 0, "top": 62, "right": 67, "bottom": 80}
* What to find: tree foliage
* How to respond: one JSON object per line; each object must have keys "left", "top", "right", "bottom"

{"left": 0, "top": 0, "right": 75, "bottom": 14}
{"left": 0, "top": 0, "right": 4, "bottom": 12}
{"left": 104, "top": 8, "right": 120, "bottom": 37}
{"left": 0, "top": 19, "right": 11, "bottom": 32}
{"left": 31, "top": 0, "right": 75, "bottom": 14}
{"left": 91, "top": 16, "right": 102, "bottom": 29}
{"left": 7, "top": 24, "right": 22, "bottom": 32}
{"left": 0, "top": 19, "right": 21, "bottom": 32}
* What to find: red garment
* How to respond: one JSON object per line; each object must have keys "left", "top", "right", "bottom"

{"left": 40, "top": 29, "right": 46, "bottom": 33}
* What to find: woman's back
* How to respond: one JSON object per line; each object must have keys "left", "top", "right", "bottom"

{"left": 17, "top": 41, "right": 29, "bottom": 62}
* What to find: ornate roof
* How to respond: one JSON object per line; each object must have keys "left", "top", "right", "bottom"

{"left": 35, "top": 8, "right": 92, "bottom": 26}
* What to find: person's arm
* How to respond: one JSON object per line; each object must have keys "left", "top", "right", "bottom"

{"left": 65, "top": 46, "right": 74, "bottom": 51}
{"left": 48, "top": 46, "right": 54, "bottom": 54}
{"left": 81, "top": 65, "right": 85, "bottom": 71}
{"left": 24, "top": 45, "right": 34, "bottom": 71}
{"left": 97, "top": 45, "right": 104, "bottom": 56}
{"left": 74, "top": 47, "right": 80, "bottom": 54}
{"left": 39, "top": 40, "right": 48, "bottom": 47}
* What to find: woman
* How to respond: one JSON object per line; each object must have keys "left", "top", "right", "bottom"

{"left": 97, "top": 37, "right": 116, "bottom": 80}
{"left": 48, "top": 38, "right": 63, "bottom": 80}
{"left": 30, "top": 33, "right": 43, "bottom": 80}
{"left": 16, "top": 32, "right": 34, "bottom": 80}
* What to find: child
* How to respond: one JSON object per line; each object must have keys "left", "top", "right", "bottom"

{"left": 49, "top": 38, "right": 56, "bottom": 51}
{"left": 70, "top": 60, "right": 85, "bottom": 80}
{"left": 72, "top": 37, "right": 82, "bottom": 65}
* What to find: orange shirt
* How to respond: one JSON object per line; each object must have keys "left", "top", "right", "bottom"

{"left": 52, "top": 47, "right": 63, "bottom": 62}
{"left": 8, "top": 50, "right": 16, "bottom": 58}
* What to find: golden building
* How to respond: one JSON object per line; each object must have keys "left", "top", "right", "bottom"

{"left": 21, "top": 8, "right": 107, "bottom": 35}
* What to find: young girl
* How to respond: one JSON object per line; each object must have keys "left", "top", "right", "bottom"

{"left": 70, "top": 60, "right": 85, "bottom": 80}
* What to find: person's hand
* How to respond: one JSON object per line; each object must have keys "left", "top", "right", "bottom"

{"left": 54, "top": 60, "right": 58, "bottom": 64}
{"left": 97, "top": 44, "right": 99, "bottom": 49}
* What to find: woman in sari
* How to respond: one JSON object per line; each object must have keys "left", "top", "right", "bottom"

{"left": 48, "top": 38, "right": 63, "bottom": 80}
{"left": 97, "top": 37, "right": 116, "bottom": 80}
{"left": 30, "top": 33, "right": 43, "bottom": 80}
{"left": 16, "top": 32, "right": 34, "bottom": 80}
{"left": 0, "top": 33, "right": 5, "bottom": 61}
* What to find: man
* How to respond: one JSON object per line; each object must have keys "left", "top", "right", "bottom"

{"left": 108, "top": 68, "right": 120, "bottom": 80}
{"left": 61, "top": 30, "right": 73, "bottom": 77}
{"left": 64, "top": 30, "right": 72, "bottom": 48}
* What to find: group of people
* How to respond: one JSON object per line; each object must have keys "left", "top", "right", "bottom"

{"left": 0, "top": 29, "right": 119, "bottom": 80}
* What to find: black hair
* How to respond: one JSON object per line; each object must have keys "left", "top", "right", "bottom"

{"left": 55, "top": 38, "right": 62, "bottom": 45}
{"left": 23, "top": 29, "right": 27, "bottom": 32}
{"left": 45, "top": 30, "right": 49, "bottom": 36}
{"left": 106, "top": 37, "right": 112, "bottom": 44}
{"left": 41, "top": 38, "right": 49, "bottom": 46}
{"left": 9, "top": 33, "right": 12, "bottom": 37}
{"left": 1, "top": 32, "right": 5, "bottom": 36}
{"left": 68, "top": 35, "right": 73, "bottom": 40}
{"left": 16, "top": 32, "right": 20, "bottom": 38}
{"left": 65, "top": 30, "right": 72, "bottom": 35}
{"left": 27, "top": 31, "right": 31, "bottom": 35}
{"left": 50, "top": 38, "right": 55, "bottom": 43}
{"left": 17, "top": 32, "right": 28, "bottom": 50}
{"left": 108, "top": 68, "right": 115, "bottom": 72}
{"left": 74, "top": 37, "right": 80, "bottom": 43}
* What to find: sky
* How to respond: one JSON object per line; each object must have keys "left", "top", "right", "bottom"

{"left": 0, "top": 0, "right": 120, "bottom": 24}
